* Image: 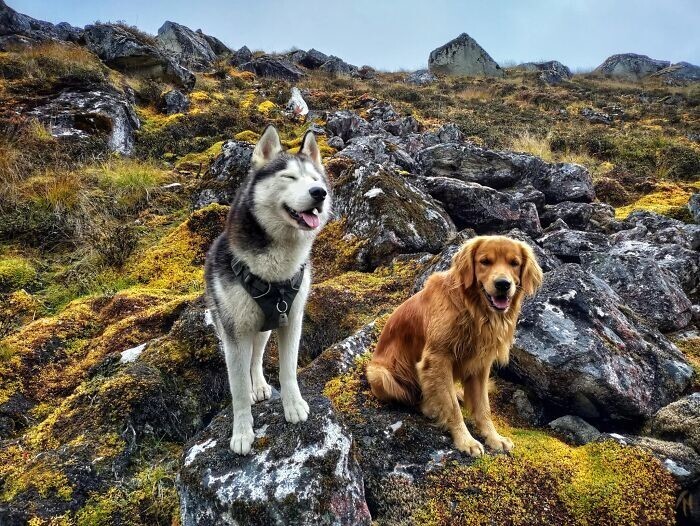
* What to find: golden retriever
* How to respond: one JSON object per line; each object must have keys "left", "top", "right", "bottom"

{"left": 367, "top": 236, "right": 543, "bottom": 456}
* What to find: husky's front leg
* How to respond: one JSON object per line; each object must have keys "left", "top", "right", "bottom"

{"left": 250, "top": 331, "right": 272, "bottom": 402}
{"left": 222, "top": 332, "right": 255, "bottom": 454}
{"left": 277, "top": 300, "right": 309, "bottom": 423}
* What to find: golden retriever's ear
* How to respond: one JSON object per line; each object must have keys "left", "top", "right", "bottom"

{"left": 520, "top": 242, "right": 543, "bottom": 296}
{"left": 450, "top": 237, "right": 481, "bottom": 291}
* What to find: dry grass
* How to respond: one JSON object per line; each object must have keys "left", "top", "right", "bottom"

{"left": 0, "top": 42, "right": 106, "bottom": 83}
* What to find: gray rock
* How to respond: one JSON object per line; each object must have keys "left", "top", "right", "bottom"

{"left": 540, "top": 202, "right": 594, "bottom": 230}
{"left": 83, "top": 23, "right": 196, "bottom": 90}
{"left": 537, "top": 228, "right": 610, "bottom": 262}
{"left": 192, "top": 140, "right": 253, "bottom": 208}
{"left": 690, "top": 193, "right": 700, "bottom": 223}
{"left": 504, "top": 229, "right": 562, "bottom": 272}
{"left": 239, "top": 56, "right": 305, "bottom": 81}
{"left": 0, "top": 0, "right": 80, "bottom": 42}
{"left": 319, "top": 56, "right": 358, "bottom": 76}
{"left": 619, "top": 210, "right": 700, "bottom": 250}
{"left": 652, "top": 61, "right": 700, "bottom": 84}
{"left": 335, "top": 135, "right": 414, "bottom": 172}
{"left": 417, "top": 123, "right": 464, "bottom": 149}
{"left": 516, "top": 60, "right": 572, "bottom": 84}
{"left": 326, "top": 136, "right": 344, "bottom": 150}
{"left": 325, "top": 111, "right": 371, "bottom": 143}
{"left": 334, "top": 162, "right": 456, "bottom": 270}
{"left": 405, "top": 69, "right": 437, "bottom": 85}
{"left": 548, "top": 415, "right": 601, "bottom": 445}
{"left": 229, "top": 45, "right": 252, "bottom": 67}
{"left": 509, "top": 264, "right": 693, "bottom": 422}
{"left": 512, "top": 389, "right": 545, "bottom": 426}
{"left": 196, "top": 29, "right": 230, "bottom": 56}
{"left": 160, "top": 89, "right": 190, "bottom": 115}
{"left": 504, "top": 184, "right": 546, "bottom": 211}
{"left": 528, "top": 163, "right": 595, "bottom": 204}
{"left": 27, "top": 87, "right": 140, "bottom": 154}
{"left": 156, "top": 21, "right": 218, "bottom": 71}
{"left": 646, "top": 393, "right": 700, "bottom": 454}
{"left": 422, "top": 177, "right": 541, "bottom": 236}
{"left": 581, "top": 252, "right": 692, "bottom": 332}
{"left": 580, "top": 107, "right": 613, "bottom": 125}
{"left": 593, "top": 53, "right": 670, "bottom": 81}
{"left": 428, "top": 32, "right": 504, "bottom": 77}
{"left": 289, "top": 48, "right": 329, "bottom": 69}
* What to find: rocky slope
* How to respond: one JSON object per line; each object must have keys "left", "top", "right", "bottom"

{"left": 0, "top": 1, "right": 699, "bottom": 525}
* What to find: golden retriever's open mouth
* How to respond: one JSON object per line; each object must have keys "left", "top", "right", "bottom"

{"left": 482, "top": 286, "right": 512, "bottom": 312}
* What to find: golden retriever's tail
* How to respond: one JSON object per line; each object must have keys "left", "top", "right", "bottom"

{"left": 367, "top": 362, "right": 413, "bottom": 404}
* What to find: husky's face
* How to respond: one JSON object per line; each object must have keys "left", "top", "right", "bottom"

{"left": 250, "top": 126, "right": 331, "bottom": 233}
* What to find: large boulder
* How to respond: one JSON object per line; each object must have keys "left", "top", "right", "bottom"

{"left": 290, "top": 48, "right": 329, "bottom": 69}
{"left": 646, "top": 394, "right": 700, "bottom": 454}
{"left": 581, "top": 252, "right": 693, "bottom": 332}
{"left": 196, "top": 29, "right": 230, "bottom": 56}
{"left": 652, "top": 61, "right": 700, "bottom": 84}
{"left": 27, "top": 87, "right": 140, "bottom": 154}
{"left": 515, "top": 60, "right": 572, "bottom": 84}
{"left": 333, "top": 162, "right": 455, "bottom": 270}
{"left": 0, "top": 0, "right": 80, "bottom": 42}
{"left": 593, "top": 53, "right": 670, "bottom": 81}
{"left": 229, "top": 45, "right": 252, "bottom": 67}
{"left": 422, "top": 176, "right": 541, "bottom": 236}
{"left": 156, "top": 21, "right": 218, "bottom": 71}
{"left": 160, "top": 88, "right": 190, "bottom": 115}
{"left": 527, "top": 163, "right": 595, "bottom": 204}
{"left": 428, "top": 32, "right": 504, "bottom": 77}
{"left": 509, "top": 264, "right": 693, "bottom": 422}
{"left": 325, "top": 111, "right": 372, "bottom": 143}
{"left": 192, "top": 140, "right": 253, "bottom": 209}
{"left": 319, "top": 56, "right": 359, "bottom": 77}
{"left": 83, "top": 23, "right": 196, "bottom": 89}
{"left": 239, "top": 56, "right": 305, "bottom": 81}
{"left": 537, "top": 228, "right": 610, "bottom": 262}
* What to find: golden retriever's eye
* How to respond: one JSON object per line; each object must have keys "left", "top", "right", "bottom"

{"left": 510, "top": 260, "right": 520, "bottom": 267}
{"left": 480, "top": 258, "right": 492, "bottom": 266}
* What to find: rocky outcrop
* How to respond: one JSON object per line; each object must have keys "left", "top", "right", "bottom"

{"left": 646, "top": 394, "right": 700, "bottom": 454}
{"left": 192, "top": 140, "right": 253, "bottom": 209}
{"left": 405, "top": 69, "right": 437, "bottom": 85}
{"left": 318, "top": 56, "right": 358, "bottom": 77}
{"left": 593, "top": 53, "right": 670, "bottom": 81}
{"left": 516, "top": 60, "right": 572, "bottom": 84}
{"left": 290, "top": 48, "right": 329, "bottom": 69}
{"left": 160, "top": 88, "right": 190, "bottom": 114}
{"left": 83, "top": 23, "right": 196, "bottom": 89}
{"left": 653, "top": 61, "right": 700, "bottom": 84}
{"left": 229, "top": 45, "right": 252, "bottom": 67}
{"left": 27, "top": 87, "right": 140, "bottom": 154}
{"left": 428, "top": 32, "right": 504, "bottom": 77}
{"left": 239, "top": 56, "right": 305, "bottom": 81}
{"left": 156, "top": 21, "right": 219, "bottom": 71}
{"left": 196, "top": 29, "right": 230, "bottom": 56}
{"left": 509, "top": 264, "right": 693, "bottom": 422}
{"left": 326, "top": 111, "right": 372, "bottom": 143}
{"left": 0, "top": 0, "right": 81, "bottom": 43}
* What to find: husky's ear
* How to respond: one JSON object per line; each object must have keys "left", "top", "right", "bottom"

{"left": 299, "top": 131, "right": 322, "bottom": 168}
{"left": 252, "top": 125, "right": 283, "bottom": 169}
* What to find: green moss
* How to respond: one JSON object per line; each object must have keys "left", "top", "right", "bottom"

{"left": 0, "top": 256, "right": 36, "bottom": 292}
{"left": 174, "top": 140, "right": 224, "bottom": 172}
{"left": 323, "top": 352, "right": 379, "bottom": 420}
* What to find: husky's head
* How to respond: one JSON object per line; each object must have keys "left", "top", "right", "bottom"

{"left": 250, "top": 125, "right": 331, "bottom": 233}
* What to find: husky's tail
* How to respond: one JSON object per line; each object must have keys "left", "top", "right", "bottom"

{"left": 367, "top": 362, "right": 413, "bottom": 405}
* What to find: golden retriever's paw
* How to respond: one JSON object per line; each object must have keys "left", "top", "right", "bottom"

{"left": 486, "top": 434, "right": 514, "bottom": 452}
{"left": 455, "top": 437, "right": 485, "bottom": 457}
{"left": 282, "top": 394, "right": 309, "bottom": 423}
{"left": 251, "top": 378, "right": 272, "bottom": 403}
{"left": 230, "top": 424, "right": 255, "bottom": 455}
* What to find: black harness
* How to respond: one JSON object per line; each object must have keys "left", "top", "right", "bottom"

{"left": 230, "top": 257, "right": 305, "bottom": 332}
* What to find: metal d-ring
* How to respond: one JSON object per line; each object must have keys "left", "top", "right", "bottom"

{"left": 276, "top": 300, "right": 288, "bottom": 313}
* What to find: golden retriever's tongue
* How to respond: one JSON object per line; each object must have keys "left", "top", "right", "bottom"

{"left": 299, "top": 211, "right": 320, "bottom": 229}
{"left": 492, "top": 296, "right": 510, "bottom": 309}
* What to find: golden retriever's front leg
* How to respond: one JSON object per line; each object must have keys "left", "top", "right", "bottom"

{"left": 465, "top": 367, "right": 514, "bottom": 452}
{"left": 417, "top": 351, "right": 484, "bottom": 457}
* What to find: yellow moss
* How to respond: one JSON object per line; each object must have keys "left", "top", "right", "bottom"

{"left": 234, "top": 130, "right": 260, "bottom": 143}
{"left": 136, "top": 107, "right": 184, "bottom": 132}
{"left": 239, "top": 91, "right": 256, "bottom": 110}
{"left": 323, "top": 352, "right": 379, "bottom": 419}
{"left": 675, "top": 337, "right": 700, "bottom": 390}
{"left": 0, "top": 255, "right": 36, "bottom": 292}
{"left": 257, "top": 100, "right": 277, "bottom": 116}
{"left": 1, "top": 461, "right": 73, "bottom": 502}
{"left": 174, "top": 140, "right": 224, "bottom": 172}
{"left": 189, "top": 90, "right": 211, "bottom": 103}
{"left": 615, "top": 181, "right": 700, "bottom": 219}
{"left": 311, "top": 218, "right": 366, "bottom": 280}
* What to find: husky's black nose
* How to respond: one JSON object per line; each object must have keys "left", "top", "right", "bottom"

{"left": 494, "top": 278, "right": 511, "bottom": 293}
{"left": 309, "top": 187, "right": 327, "bottom": 201}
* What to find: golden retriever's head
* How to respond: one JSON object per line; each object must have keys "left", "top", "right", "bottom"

{"left": 451, "top": 236, "right": 543, "bottom": 313}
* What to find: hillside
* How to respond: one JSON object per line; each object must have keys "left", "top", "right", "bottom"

{"left": 0, "top": 1, "right": 699, "bottom": 525}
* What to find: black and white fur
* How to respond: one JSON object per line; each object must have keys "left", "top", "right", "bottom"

{"left": 204, "top": 126, "right": 331, "bottom": 455}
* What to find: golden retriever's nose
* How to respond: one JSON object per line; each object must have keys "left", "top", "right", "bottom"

{"left": 494, "top": 278, "right": 511, "bottom": 293}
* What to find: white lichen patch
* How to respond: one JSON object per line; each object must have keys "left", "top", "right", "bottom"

{"left": 185, "top": 438, "right": 217, "bottom": 467}
{"left": 119, "top": 342, "right": 148, "bottom": 364}
{"left": 364, "top": 187, "right": 384, "bottom": 198}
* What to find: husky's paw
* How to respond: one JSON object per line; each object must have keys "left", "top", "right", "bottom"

{"left": 230, "top": 422, "right": 255, "bottom": 455}
{"left": 251, "top": 377, "right": 272, "bottom": 403}
{"left": 282, "top": 395, "right": 309, "bottom": 423}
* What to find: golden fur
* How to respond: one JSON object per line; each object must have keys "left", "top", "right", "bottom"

{"left": 367, "top": 236, "right": 543, "bottom": 456}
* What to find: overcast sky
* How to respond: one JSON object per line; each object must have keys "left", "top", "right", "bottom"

{"left": 12, "top": 0, "right": 700, "bottom": 71}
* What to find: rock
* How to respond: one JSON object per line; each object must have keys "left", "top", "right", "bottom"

{"left": 537, "top": 228, "right": 610, "bottom": 262}
{"left": 192, "top": 140, "right": 253, "bottom": 208}
{"left": 83, "top": 23, "right": 196, "bottom": 89}
{"left": 509, "top": 264, "right": 693, "bottom": 422}
{"left": 160, "top": 88, "right": 190, "bottom": 115}
{"left": 646, "top": 393, "right": 700, "bottom": 453}
{"left": 528, "top": 163, "right": 595, "bottom": 204}
{"left": 688, "top": 193, "right": 700, "bottom": 223}
{"left": 196, "top": 29, "right": 230, "bottom": 56}
{"left": 333, "top": 162, "right": 455, "bottom": 270}
{"left": 325, "top": 111, "right": 371, "bottom": 143}
{"left": 504, "top": 184, "right": 546, "bottom": 211}
{"left": 290, "top": 48, "right": 328, "bottom": 69}
{"left": 593, "top": 53, "right": 670, "bottom": 81}
{"left": 619, "top": 210, "right": 700, "bottom": 250}
{"left": 428, "top": 32, "right": 504, "bottom": 78}
{"left": 580, "top": 107, "right": 613, "bottom": 125}
{"left": 27, "top": 87, "right": 140, "bottom": 154}
{"left": 238, "top": 56, "right": 305, "bottom": 81}
{"left": 423, "top": 177, "right": 541, "bottom": 236}
{"left": 229, "top": 45, "right": 252, "bottom": 67}
{"left": 0, "top": 0, "right": 79, "bottom": 42}
{"left": 335, "top": 135, "right": 413, "bottom": 171}
{"left": 417, "top": 143, "right": 543, "bottom": 189}
{"left": 356, "top": 65, "right": 376, "bottom": 80}
{"left": 178, "top": 392, "right": 371, "bottom": 526}
{"left": 319, "top": 56, "right": 358, "bottom": 76}
{"left": 548, "top": 415, "right": 601, "bottom": 445}
{"left": 156, "top": 21, "right": 218, "bottom": 71}
{"left": 516, "top": 60, "right": 572, "bottom": 84}
{"left": 327, "top": 136, "right": 344, "bottom": 150}
{"left": 405, "top": 69, "right": 437, "bottom": 85}
{"left": 652, "top": 61, "right": 700, "bottom": 84}
{"left": 540, "top": 202, "right": 594, "bottom": 230}
{"left": 285, "top": 87, "right": 308, "bottom": 117}
{"left": 512, "top": 389, "right": 545, "bottom": 426}
{"left": 418, "top": 123, "right": 464, "bottom": 148}
{"left": 504, "top": 229, "right": 562, "bottom": 272}
{"left": 581, "top": 252, "right": 693, "bottom": 332}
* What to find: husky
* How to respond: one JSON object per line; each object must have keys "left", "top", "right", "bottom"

{"left": 204, "top": 126, "right": 331, "bottom": 455}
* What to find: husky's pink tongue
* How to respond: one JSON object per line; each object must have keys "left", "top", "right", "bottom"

{"left": 299, "top": 211, "right": 320, "bottom": 229}
{"left": 492, "top": 296, "right": 510, "bottom": 309}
